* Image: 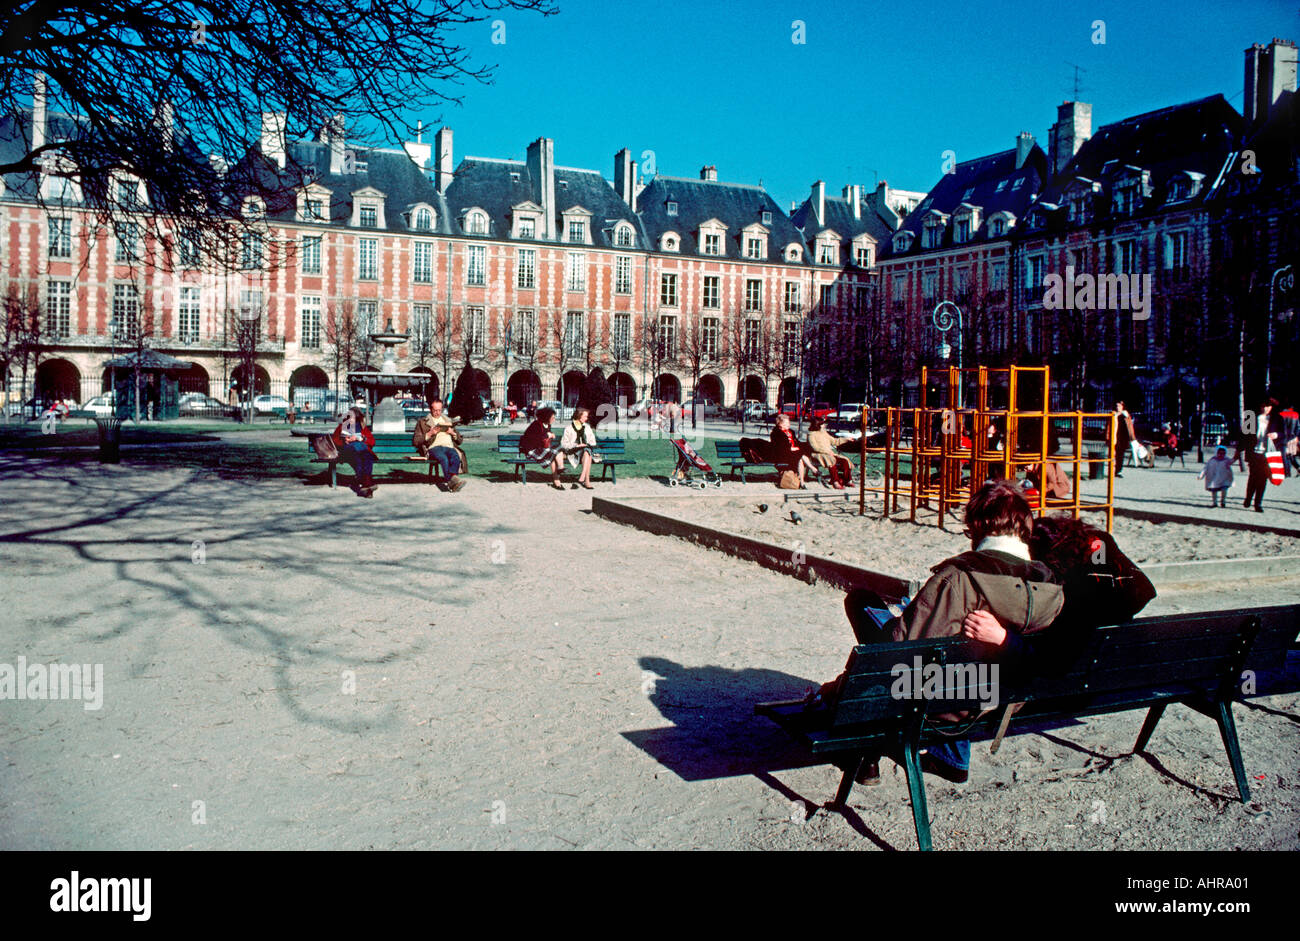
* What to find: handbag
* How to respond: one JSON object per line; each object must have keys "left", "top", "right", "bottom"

{"left": 777, "top": 470, "right": 801, "bottom": 489}
{"left": 312, "top": 434, "right": 339, "bottom": 461}
{"left": 1267, "top": 450, "right": 1285, "bottom": 485}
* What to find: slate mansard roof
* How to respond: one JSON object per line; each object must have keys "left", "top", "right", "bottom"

{"left": 790, "top": 190, "right": 895, "bottom": 251}
{"left": 444, "top": 157, "right": 644, "bottom": 247}
{"left": 635, "top": 175, "right": 807, "bottom": 262}
{"left": 881, "top": 144, "right": 1048, "bottom": 259}
{"left": 1032, "top": 94, "right": 1244, "bottom": 228}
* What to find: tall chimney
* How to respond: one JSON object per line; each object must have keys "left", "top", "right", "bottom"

{"left": 324, "top": 114, "right": 346, "bottom": 175}
{"left": 526, "top": 137, "right": 555, "bottom": 239}
{"left": 1244, "top": 39, "right": 1299, "bottom": 125}
{"left": 614, "top": 148, "right": 636, "bottom": 210}
{"left": 843, "top": 184, "right": 861, "bottom": 219}
{"left": 260, "top": 111, "right": 286, "bottom": 169}
{"left": 435, "top": 126, "right": 453, "bottom": 194}
{"left": 156, "top": 99, "right": 175, "bottom": 153}
{"left": 1048, "top": 102, "right": 1091, "bottom": 177}
{"left": 31, "top": 72, "right": 46, "bottom": 154}
{"left": 403, "top": 120, "right": 431, "bottom": 169}
{"left": 1015, "top": 131, "right": 1035, "bottom": 169}
{"left": 700, "top": 165, "right": 717, "bottom": 182}
{"left": 811, "top": 181, "right": 825, "bottom": 226}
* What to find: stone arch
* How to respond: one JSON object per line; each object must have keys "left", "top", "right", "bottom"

{"left": 653, "top": 373, "right": 681, "bottom": 403}
{"left": 609, "top": 372, "right": 636, "bottom": 408}
{"left": 696, "top": 373, "right": 724, "bottom": 406}
{"left": 558, "top": 370, "right": 586, "bottom": 407}
{"left": 508, "top": 369, "right": 541, "bottom": 407}
{"left": 34, "top": 358, "right": 80, "bottom": 402}
{"left": 177, "top": 363, "right": 210, "bottom": 396}
{"left": 740, "top": 375, "right": 767, "bottom": 404}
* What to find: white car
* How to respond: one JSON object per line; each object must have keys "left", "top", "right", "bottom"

{"left": 252, "top": 394, "right": 291, "bottom": 414}
{"left": 534, "top": 399, "right": 573, "bottom": 421}
{"left": 80, "top": 394, "right": 117, "bottom": 417}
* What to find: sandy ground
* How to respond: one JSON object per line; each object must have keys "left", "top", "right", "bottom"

{"left": 0, "top": 448, "right": 1297, "bottom": 851}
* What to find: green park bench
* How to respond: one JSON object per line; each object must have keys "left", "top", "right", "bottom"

{"left": 305, "top": 431, "right": 466, "bottom": 488}
{"left": 713, "top": 439, "right": 837, "bottom": 485}
{"left": 496, "top": 434, "right": 635, "bottom": 484}
{"left": 756, "top": 603, "right": 1300, "bottom": 850}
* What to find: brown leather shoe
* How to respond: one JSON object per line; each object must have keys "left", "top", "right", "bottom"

{"left": 854, "top": 760, "right": 881, "bottom": 786}
{"left": 920, "top": 752, "right": 969, "bottom": 784}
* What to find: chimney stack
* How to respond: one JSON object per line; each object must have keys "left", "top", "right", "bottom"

{"left": 811, "top": 181, "right": 825, "bottom": 226}
{"left": 1015, "top": 131, "right": 1035, "bottom": 169}
{"left": 614, "top": 148, "right": 637, "bottom": 210}
{"left": 403, "top": 120, "right": 432, "bottom": 169}
{"left": 260, "top": 111, "right": 286, "bottom": 169}
{"left": 155, "top": 99, "right": 175, "bottom": 153}
{"left": 31, "top": 72, "right": 46, "bottom": 154}
{"left": 526, "top": 137, "right": 556, "bottom": 239}
{"left": 1048, "top": 102, "right": 1092, "bottom": 177}
{"left": 322, "top": 114, "right": 346, "bottom": 175}
{"left": 843, "top": 184, "right": 861, "bottom": 219}
{"left": 435, "top": 126, "right": 454, "bottom": 194}
{"left": 700, "top": 165, "right": 718, "bottom": 182}
{"left": 1244, "top": 38, "right": 1299, "bottom": 125}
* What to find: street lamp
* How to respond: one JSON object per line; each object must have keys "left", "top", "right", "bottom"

{"left": 1267, "top": 264, "right": 1294, "bottom": 392}
{"left": 933, "top": 300, "right": 963, "bottom": 406}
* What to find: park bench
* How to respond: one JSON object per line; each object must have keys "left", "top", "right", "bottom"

{"left": 714, "top": 439, "right": 836, "bottom": 485}
{"left": 756, "top": 602, "right": 1300, "bottom": 850}
{"left": 272, "top": 406, "right": 330, "bottom": 424}
{"left": 305, "top": 431, "right": 466, "bottom": 488}
{"left": 496, "top": 434, "right": 634, "bottom": 484}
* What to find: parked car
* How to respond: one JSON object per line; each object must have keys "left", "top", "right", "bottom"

{"left": 829, "top": 403, "right": 868, "bottom": 431}
{"left": 294, "top": 391, "right": 353, "bottom": 414}
{"left": 251, "top": 394, "right": 291, "bottom": 415}
{"left": 534, "top": 399, "right": 573, "bottom": 421}
{"left": 178, "top": 393, "right": 237, "bottom": 418}
{"left": 1196, "top": 411, "right": 1230, "bottom": 447}
{"left": 399, "top": 398, "right": 429, "bottom": 419}
{"left": 80, "top": 394, "right": 117, "bottom": 417}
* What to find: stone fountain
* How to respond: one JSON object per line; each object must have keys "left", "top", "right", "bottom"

{"left": 347, "top": 318, "right": 431, "bottom": 433}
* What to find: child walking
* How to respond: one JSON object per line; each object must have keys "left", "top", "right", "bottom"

{"left": 1197, "top": 446, "right": 1234, "bottom": 507}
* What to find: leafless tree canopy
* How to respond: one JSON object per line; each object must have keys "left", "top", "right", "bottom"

{"left": 0, "top": 0, "right": 555, "bottom": 262}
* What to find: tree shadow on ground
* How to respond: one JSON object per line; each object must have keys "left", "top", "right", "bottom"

{"left": 0, "top": 453, "right": 509, "bottom": 735}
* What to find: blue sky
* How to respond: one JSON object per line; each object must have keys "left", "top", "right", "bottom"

{"left": 413, "top": 0, "right": 1295, "bottom": 211}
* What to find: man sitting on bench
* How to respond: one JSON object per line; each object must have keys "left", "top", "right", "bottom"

{"left": 413, "top": 399, "right": 467, "bottom": 492}
{"left": 839, "top": 480, "right": 1065, "bottom": 784}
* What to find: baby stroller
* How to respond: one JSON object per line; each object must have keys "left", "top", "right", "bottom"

{"left": 668, "top": 438, "right": 723, "bottom": 489}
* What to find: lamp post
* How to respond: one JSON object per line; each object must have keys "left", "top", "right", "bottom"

{"left": 933, "top": 300, "right": 963, "bottom": 406}
{"left": 1267, "top": 264, "right": 1294, "bottom": 392}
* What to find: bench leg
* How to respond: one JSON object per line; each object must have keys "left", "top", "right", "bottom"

{"left": 830, "top": 757, "right": 862, "bottom": 808}
{"left": 901, "top": 740, "right": 933, "bottom": 851}
{"left": 329, "top": 463, "right": 337, "bottom": 488}
{"left": 1133, "top": 703, "right": 1166, "bottom": 753}
{"left": 1213, "top": 699, "right": 1251, "bottom": 802}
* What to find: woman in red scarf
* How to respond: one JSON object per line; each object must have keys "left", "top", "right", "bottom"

{"left": 770, "top": 413, "right": 816, "bottom": 487}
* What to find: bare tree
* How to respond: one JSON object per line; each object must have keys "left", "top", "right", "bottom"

{"left": 728, "top": 308, "right": 758, "bottom": 432}
{"left": 323, "top": 299, "right": 356, "bottom": 407}
{"left": 679, "top": 307, "right": 726, "bottom": 429}
{"left": 1, "top": 283, "right": 44, "bottom": 420}
{"left": 431, "top": 304, "right": 459, "bottom": 402}
{"left": 230, "top": 305, "right": 263, "bottom": 423}
{"left": 0, "top": 1, "right": 555, "bottom": 268}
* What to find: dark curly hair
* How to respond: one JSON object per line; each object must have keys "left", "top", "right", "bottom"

{"left": 1028, "top": 514, "right": 1106, "bottom": 576}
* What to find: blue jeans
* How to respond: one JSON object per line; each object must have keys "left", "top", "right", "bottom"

{"left": 926, "top": 739, "right": 970, "bottom": 772}
{"left": 430, "top": 445, "right": 461, "bottom": 477}
{"left": 340, "top": 441, "right": 374, "bottom": 482}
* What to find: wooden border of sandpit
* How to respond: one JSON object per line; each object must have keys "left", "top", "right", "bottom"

{"left": 591, "top": 494, "right": 920, "bottom": 598}
{"left": 591, "top": 494, "right": 1300, "bottom": 592}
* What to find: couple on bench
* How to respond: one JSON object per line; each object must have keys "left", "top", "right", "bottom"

{"left": 815, "top": 479, "right": 1155, "bottom": 785}
{"left": 520, "top": 406, "right": 601, "bottom": 490}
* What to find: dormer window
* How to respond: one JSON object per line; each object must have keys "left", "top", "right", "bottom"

{"left": 117, "top": 178, "right": 144, "bottom": 211}
{"left": 614, "top": 223, "right": 633, "bottom": 247}
{"left": 703, "top": 233, "right": 721, "bottom": 255}
{"left": 851, "top": 235, "right": 875, "bottom": 268}
{"left": 465, "top": 209, "right": 489, "bottom": 235}
{"left": 561, "top": 206, "right": 593, "bottom": 244}
{"left": 661, "top": 232, "right": 679, "bottom": 252}
{"left": 785, "top": 243, "right": 803, "bottom": 262}
{"left": 818, "top": 241, "right": 837, "bottom": 265}
{"left": 349, "top": 186, "right": 387, "bottom": 228}
{"left": 568, "top": 221, "right": 586, "bottom": 243}
{"left": 761, "top": 210, "right": 773, "bottom": 226}
{"left": 922, "top": 216, "right": 946, "bottom": 249}
{"left": 307, "top": 199, "right": 324, "bottom": 220}
{"left": 520, "top": 218, "right": 536, "bottom": 238}
{"left": 1166, "top": 172, "right": 1203, "bottom": 204}
{"left": 988, "top": 212, "right": 1014, "bottom": 238}
{"left": 666, "top": 201, "right": 678, "bottom": 216}
{"left": 893, "top": 231, "right": 914, "bottom": 253}
{"left": 241, "top": 196, "right": 265, "bottom": 218}
{"left": 414, "top": 208, "right": 432, "bottom": 231}
{"left": 510, "top": 172, "right": 521, "bottom": 184}
{"left": 298, "top": 182, "right": 333, "bottom": 223}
